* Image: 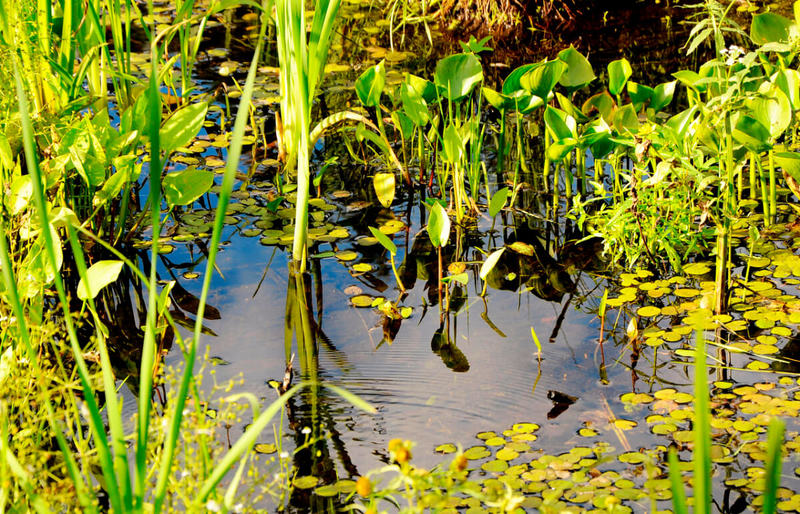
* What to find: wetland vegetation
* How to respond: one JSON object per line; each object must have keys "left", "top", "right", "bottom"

{"left": 3, "top": 0, "right": 800, "bottom": 512}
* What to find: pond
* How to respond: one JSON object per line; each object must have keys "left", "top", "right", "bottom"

{"left": 6, "top": 0, "right": 800, "bottom": 512}
{"left": 113, "top": 3, "right": 800, "bottom": 512}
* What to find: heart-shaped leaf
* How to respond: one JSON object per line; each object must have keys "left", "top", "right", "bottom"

{"left": 356, "top": 60, "right": 386, "bottom": 107}
{"left": 163, "top": 167, "right": 215, "bottom": 207}
{"left": 434, "top": 53, "right": 483, "bottom": 101}
{"left": 427, "top": 202, "right": 450, "bottom": 248}
{"left": 160, "top": 101, "right": 208, "bottom": 154}
{"left": 607, "top": 58, "right": 632, "bottom": 96}
{"left": 77, "top": 260, "right": 125, "bottom": 300}
{"left": 373, "top": 172, "right": 395, "bottom": 208}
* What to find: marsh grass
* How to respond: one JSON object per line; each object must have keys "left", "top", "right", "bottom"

{"left": 0, "top": 0, "right": 376, "bottom": 510}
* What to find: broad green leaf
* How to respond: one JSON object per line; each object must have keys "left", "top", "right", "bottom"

{"left": 502, "top": 63, "right": 536, "bottom": 95}
{"left": 482, "top": 87, "right": 512, "bottom": 111}
{"left": 750, "top": 84, "right": 791, "bottom": 138}
{"left": 510, "top": 91, "right": 545, "bottom": 114}
{"left": 556, "top": 92, "right": 589, "bottom": 123}
{"left": 489, "top": 187, "right": 509, "bottom": 217}
{"left": 751, "top": 12, "right": 793, "bottom": 45}
{"left": 401, "top": 82, "right": 429, "bottom": 126}
{"left": 163, "top": 167, "right": 215, "bottom": 207}
{"left": 582, "top": 91, "right": 615, "bottom": 121}
{"left": 544, "top": 106, "right": 576, "bottom": 140}
{"left": 607, "top": 58, "right": 632, "bottom": 96}
{"left": 775, "top": 152, "right": 800, "bottom": 200}
{"left": 557, "top": 46, "right": 595, "bottom": 91}
{"left": 77, "top": 260, "right": 124, "bottom": 300}
{"left": 391, "top": 111, "right": 415, "bottom": 140}
{"left": 160, "top": 101, "right": 208, "bottom": 154}
{"left": 373, "top": 172, "right": 395, "bottom": 208}
{"left": 666, "top": 106, "right": 698, "bottom": 142}
{"left": 443, "top": 272, "right": 468, "bottom": 285}
{"left": 442, "top": 122, "right": 464, "bottom": 164}
{"left": 368, "top": 226, "right": 397, "bottom": 255}
{"left": 479, "top": 248, "right": 505, "bottom": 280}
{"left": 775, "top": 151, "right": 800, "bottom": 180}
{"left": 547, "top": 139, "right": 577, "bottom": 161}
{"left": 520, "top": 59, "right": 565, "bottom": 99}
{"left": 733, "top": 115, "right": 772, "bottom": 152}
{"left": 614, "top": 103, "right": 640, "bottom": 134}
{"left": 405, "top": 73, "right": 437, "bottom": 103}
{"left": 672, "top": 70, "right": 706, "bottom": 92}
{"left": 427, "top": 202, "right": 450, "bottom": 248}
{"left": 356, "top": 60, "right": 386, "bottom": 107}
{"left": 627, "top": 81, "right": 654, "bottom": 110}
{"left": 775, "top": 69, "right": 800, "bottom": 110}
{"left": 651, "top": 81, "right": 677, "bottom": 112}
{"left": 434, "top": 53, "right": 483, "bottom": 101}
{"left": 93, "top": 168, "right": 130, "bottom": 207}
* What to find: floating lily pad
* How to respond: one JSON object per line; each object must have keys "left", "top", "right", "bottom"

{"left": 350, "top": 295, "right": 374, "bottom": 307}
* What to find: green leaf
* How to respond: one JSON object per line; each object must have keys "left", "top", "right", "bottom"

{"left": 442, "top": 122, "right": 464, "bottom": 164}
{"left": 160, "top": 101, "right": 208, "bottom": 154}
{"left": 626, "top": 81, "right": 654, "bottom": 110}
{"left": 751, "top": 12, "right": 793, "bottom": 45}
{"left": 544, "top": 106, "right": 576, "bottom": 141}
{"left": 482, "top": 87, "right": 512, "bottom": 111}
{"left": 427, "top": 202, "right": 450, "bottom": 248}
{"left": 510, "top": 91, "right": 544, "bottom": 114}
{"left": 547, "top": 139, "right": 577, "bottom": 161}
{"left": 775, "top": 69, "right": 800, "bottom": 110}
{"left": 405, "top": 73, "right": 437, "bottom": 103}
{"left": 651, "top": 81, "right": 677, "bottom": 112}
{"left": 665, "top": 106, "right": 698, "bottom": 142}
{"left": 6, "top": 175, "right": 32, "bottom": 215}
{"left": 373, "top": 172, "right": 395, "bottom": 208}
{"left": 750, "top": 84, "right": 791, "bottom": 139}
{"left": 502, "top": 63, "right": 536, "bottom": 95}
{"left": 163, "top": 167, "right": 215, "bottom": 207}
{"left": 557, "top": 45, "right": 595, "bottom": 91}
{"left": 391, "top": 111, "right": 415, "bottom": 140}
{"left": 77, "top": 260, "right": 124, "bottom": 300}
{"left": 479, "top": 248, "right": 505, "bottom": 280}
{"left": 489, "top": 187, "right": 509, "bottom": 217}
{"left": 582, "top": 91, "right": 615, "bottom": 120}
{"left": 614, "top": 103, "right": 640, "bottom": 134}
{"left": 521, "top": 59, "right": 565, "bottom": 99}
{"left": 401, "top": 82, "right": 429, "bottom": 126}
{"left": 733, "top": 115, "right": 772, "bottom": 153}
{"left": 607, "top": 58, "right": 632, "bottom": 96}
{"left": 672, "top": 70, "right": 706, "bottom": 92}
{"left": 355, "top": 60, "right": 386, "bottom": 107}
{"left": 443, "top": 272, "right": 468, "bottom": 285}
{"left": 368, "top": 226, "right": 397, "bottom": 255}
{"left": 93, "top": 156, "right": 136, "bottom": 207}
{"left": 434, "top": 53, "right": 483, "bottom": 101}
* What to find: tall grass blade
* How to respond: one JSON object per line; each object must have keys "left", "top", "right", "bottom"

{"left": 135, "top": 37, "right": 164, "bottom": 508}
{"left": 667, "top": 448, "right": 689, "bottom": 514}
{"left": 763, "top": 417, "right": 786, "bottom": 514}
{"left": 693, "top": 330, "right": 711, "bottom": 514}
